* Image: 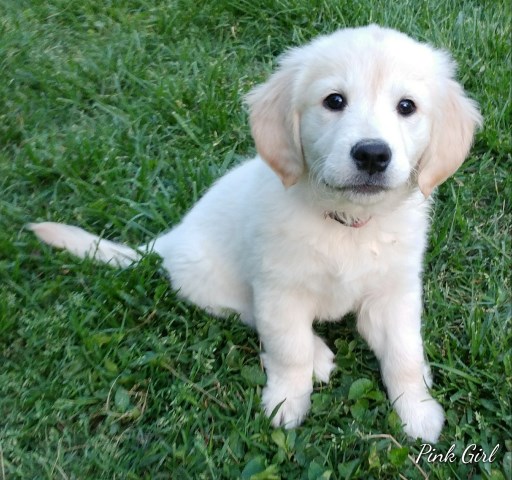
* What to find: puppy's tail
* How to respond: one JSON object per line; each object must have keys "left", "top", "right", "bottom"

{"left": 28, "top": 222, "right": 143, "bottom": 268}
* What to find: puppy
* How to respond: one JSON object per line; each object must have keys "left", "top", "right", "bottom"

{"left": 30, "top": 25, "right": 481, "bottom": 442}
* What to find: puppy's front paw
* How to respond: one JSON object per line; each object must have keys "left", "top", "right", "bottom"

{"left": 262, "top": 384, "right": 311, "bottom": 428}
{"left": 313, "top": 335, "right": 335, "bottom": 383}
{"left": 399, "top": 395, "right": 445, "bottom": 443}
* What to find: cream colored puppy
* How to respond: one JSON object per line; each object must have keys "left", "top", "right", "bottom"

{"left": 30, "top": 25, "right": 481, "bottom": 442}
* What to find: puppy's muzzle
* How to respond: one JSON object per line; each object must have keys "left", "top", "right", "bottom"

{"left": 351, "top": 139, "right": 391, "bottom": 175}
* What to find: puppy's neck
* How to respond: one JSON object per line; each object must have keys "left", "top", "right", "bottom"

{"left": 324, "top": 210, "right": 371, "bottom": 228}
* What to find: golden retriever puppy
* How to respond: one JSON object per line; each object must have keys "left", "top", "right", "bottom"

{"left": 30, "top": 25, "right": 481, "bottom": 442}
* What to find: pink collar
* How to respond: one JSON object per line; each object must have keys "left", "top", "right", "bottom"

{"left": 325, "top": 211, "right": 371, "bottom": 228}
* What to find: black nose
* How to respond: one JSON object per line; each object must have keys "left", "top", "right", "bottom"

{"left": 351, "top": 139, "right": 391, "bottom": 174}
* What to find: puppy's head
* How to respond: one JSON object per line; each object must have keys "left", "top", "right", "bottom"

{"left": 246, "top": 25, "right": 482, "bottom": 203}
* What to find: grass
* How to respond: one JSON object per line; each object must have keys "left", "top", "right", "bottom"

{"left": 0, "top": 0, "right": 510, "bottom": 478}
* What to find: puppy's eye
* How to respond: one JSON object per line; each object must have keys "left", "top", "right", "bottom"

{"left": 397, "top": 99, "right": 416, "bottom": 116}
{"left": 323, "top": 93, "right": 347, "bottom": 111}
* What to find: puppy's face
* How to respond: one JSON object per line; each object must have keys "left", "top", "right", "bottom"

{"left": 246, "top": 26, "right": 482, "bottom": 203}
{"left": 298, "top": 36, "right": 433, "bottom": 204}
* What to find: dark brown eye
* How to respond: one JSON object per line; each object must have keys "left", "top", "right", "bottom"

{"left": 397, "top": 99, "right": 416, "bottom": 116}
{"left": 323, "top": 93, "right": 347, "bottom": 111}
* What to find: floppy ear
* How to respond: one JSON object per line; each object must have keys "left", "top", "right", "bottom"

{"left": 245, "top": 54, "right": 304, "bottom": 187}
{"left": 418, "top": 79, "right": 482, "bottom": 197}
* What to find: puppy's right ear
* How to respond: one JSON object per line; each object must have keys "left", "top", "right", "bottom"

{"left": 417, "top": 78, "right": 482, "bottom": 197}
{"left": 245, "top": 53, "right": 304, "bottom": 187}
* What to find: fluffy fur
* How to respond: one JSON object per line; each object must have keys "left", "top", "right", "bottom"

{"left": 30, "top": 25, "right": 482, "bottom": 442}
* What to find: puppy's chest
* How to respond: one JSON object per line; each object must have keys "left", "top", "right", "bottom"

{"left": 321, "top": 226, "right": 399, "bottom": 271}
{"left": 312, "top": 229, "right": 401, "bottom": 319}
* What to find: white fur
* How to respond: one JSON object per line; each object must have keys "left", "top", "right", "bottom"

{"left": 29, "top": 25, "right": 482, "bottom": 442}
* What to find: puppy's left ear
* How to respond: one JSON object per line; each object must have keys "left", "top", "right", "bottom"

{"left": 245, "top": 53, "right": 304, "bottom": 187}
{"left": 418, "top": 78, "right": 482, "bottom": 197}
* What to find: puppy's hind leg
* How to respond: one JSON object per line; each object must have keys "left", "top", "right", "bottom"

{"left": 313, "top": 335, "right": 336, "bottom": 383}
{"left": 152, "top": 227, "right": 253, "bottom": 322}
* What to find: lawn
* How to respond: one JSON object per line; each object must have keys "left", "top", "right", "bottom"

{"left": 0, "top": 0, "right": 511, "bottom": 478}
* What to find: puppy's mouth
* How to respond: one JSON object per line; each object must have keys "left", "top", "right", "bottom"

{"left": 343, "top": 184, "right": 389, "bottom": 195}
{"left": 324, "top": 182, "right": 389, "bottom": 195}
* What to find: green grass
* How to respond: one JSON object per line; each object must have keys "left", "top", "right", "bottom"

{"left": 1, "top": 0, "right": 511, "bottom": 478}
